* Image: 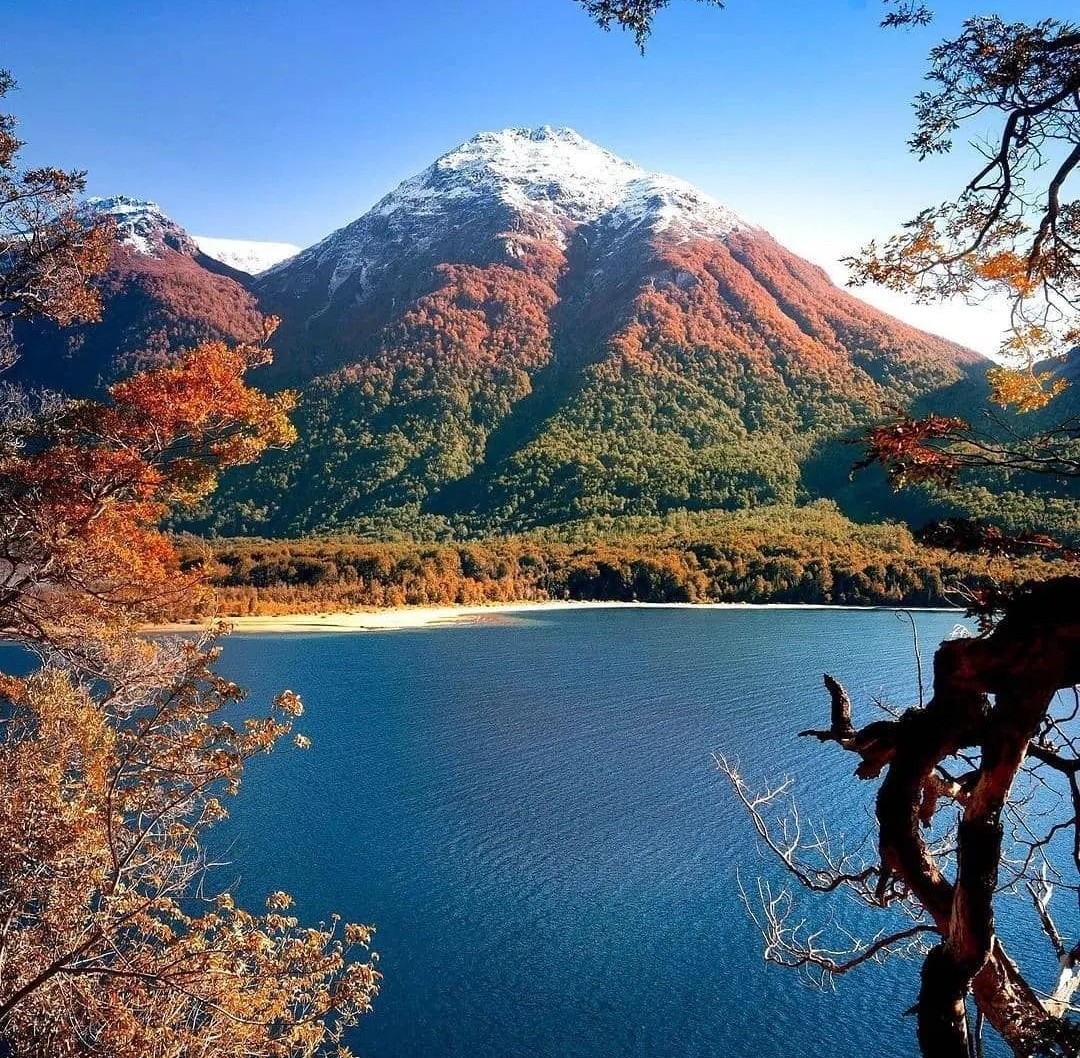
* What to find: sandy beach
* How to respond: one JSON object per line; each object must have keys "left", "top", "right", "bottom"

{"left": 146, "top": 598, "right": 961, "bottom": 635}
{"left": 149, "top": 601, "right": 569, "bottom": 635}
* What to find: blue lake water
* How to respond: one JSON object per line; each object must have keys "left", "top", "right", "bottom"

{"left": 202, "top": 607, "right": 1057, "bottom": 1057}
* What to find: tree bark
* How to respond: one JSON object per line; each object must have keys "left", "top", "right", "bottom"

{"left": 819, "top": 576, "right": 1080, "bottom": 1058}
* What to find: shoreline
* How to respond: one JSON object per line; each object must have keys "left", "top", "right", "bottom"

{"left": 145, "top": 598, "right": 964, "bottom": 635}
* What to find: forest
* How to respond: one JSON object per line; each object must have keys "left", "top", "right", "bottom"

{"left": 161, "top": 503, "right": 1071, "bottom": 619}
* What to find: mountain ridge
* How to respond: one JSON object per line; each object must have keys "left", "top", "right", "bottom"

{"left": 9, "top": 196, "right": 266, "bottom": 394}
{"left": 187, "top": 126, "right": 988, "bottom": 536}
{"left": 15, "top": 127, "right": 1016, "bottom": 538}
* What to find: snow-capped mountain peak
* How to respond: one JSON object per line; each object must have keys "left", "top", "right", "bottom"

{"left": 83, "top": 195, "right": 198, "bottom": 257}
{"left": 373, "top": 125, "right": 744, "bottom": 237}
{"left": 193, "top": 236, "right": 301, "bottom": 275}
{"left": 415, "top": 125, "right": 644, "bottom": 227}
{"left": 83, "top": 197, "right": 301, "bottom": 274}
{"left": 262, "top": 126, "right": 750, "bottom": 298}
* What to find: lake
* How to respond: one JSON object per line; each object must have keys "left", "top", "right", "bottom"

{"left": 208, "top": 606, "right": 1053, "bottom": 1057}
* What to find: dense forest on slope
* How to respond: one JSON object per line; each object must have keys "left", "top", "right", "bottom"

{"left": 161, "top": 504, "right": 1069, "bottom": 619}
{"left": 185, "top": 219, "right": 988, "bottom": 537}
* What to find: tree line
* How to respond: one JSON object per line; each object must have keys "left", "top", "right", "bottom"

{"left": 163, "top": 504, "right": 1073, "bottom": 619}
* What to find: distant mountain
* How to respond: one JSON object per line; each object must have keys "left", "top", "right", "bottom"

{"left": 10, "top": 197, "right": 266, "bottom": 395}
{"left": 194, "top": 127, "right": 984, "bottom": 536}
{"left": 193, "top": 236, "right": 301, "bottom": 275}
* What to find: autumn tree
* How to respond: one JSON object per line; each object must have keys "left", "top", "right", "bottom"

{"left": 0, "top": 71, "right": 113, "bottom": 371}
{"left": 579, "top": 4, "right": 1080, "bottom": 1056}
{"left": 0, "top": 73, "right": 379, "bottom": 1056}
{"left": 790, "top": 14, "right": 1080, "bottom": 1055}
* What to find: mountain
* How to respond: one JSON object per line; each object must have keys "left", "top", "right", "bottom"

{"left": 193, "top": 236, "right": 301, "bottom": 275}
{"left": 9, "top": 196, "right": 266, "bottom": 395}
{"left": 11, "top": 132, "right": 1003, "bottom": 538}
{"left": 252, "top": 126, "right": 756, "bottom": 387}
{"left": 189, "top": 126, "right": 985, "bottom": 536}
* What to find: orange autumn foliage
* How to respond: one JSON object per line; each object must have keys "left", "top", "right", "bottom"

{"left": 606, "top": 233, "right": 975, "bottom": 395}
{"left": 986, "top": 364, "right": 1070, "bottom": 412}
{"left": 973, "top": 250, "right": 1037, "bottom": 297}
{"left": 0, "top": 320, "right": 385, "bottom": 1054}
{"left": 100, "top": 241, "right": 269, "bottom": 375}
{"left": 0, "top": 339, "right": 295, "bottom": 642}
{"left": 336, "top": 238, "right": 564, "bottom": 391}
{"left": 855, "top": 411, "right": 971, "bottom": 487}
{"left": 0, "top": 326, "right": 387, "bottom": 1053}
{"left": 0, "top": 641, "right": 379, "bottom": 1058}
{"left": 1, "top": 68, "right": 380, "bottom": 1057}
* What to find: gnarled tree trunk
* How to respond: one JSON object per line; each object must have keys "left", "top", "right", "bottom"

{"left": 811, "top": 576, "right": 1080, "bottom": 1057}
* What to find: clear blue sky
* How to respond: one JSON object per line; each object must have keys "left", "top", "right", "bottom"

{"left": 5, "top": 0, "right": 1073, "bottom": 352}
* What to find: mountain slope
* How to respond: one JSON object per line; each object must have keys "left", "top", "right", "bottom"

{"left": 252, "top": 127, "right": 749, "bottom": 389}
{"left": 184, "top": 127, "right": 985, "bottom": 536}
{"left": 9, "top": 197, "right": 267, "bottom": 395}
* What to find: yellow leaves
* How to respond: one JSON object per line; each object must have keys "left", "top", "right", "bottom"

{"left": 266, "top": 890, "right": 295, "bottom": 911}
{"left": 274, "top": 688, "right": 304, "bottom": 716}
{"left": 845, "top": 179, "right": 1079, "bottom": 395}
{"left": 261, "top": 313, "right": 282, "bottom": 342}
{"left": 293, "top": 733, "right": 312, "bottom": 750}
{"left": 344, "top": 922, "right": 375, "bottom": 948}
{"left": 2, "top": 647, "right": 381, "bottom": 1050}
{"left": 846, "top": 214, "right": 948, "bottom": 293}
{"left": 986, "top": 365, "right": 1069, "bottom": 412}
{"left": 972, "top": 249, "right": 1036, "bottom": 295}
{"left": 0, "top": 672, "right": 26, "bottom": 703}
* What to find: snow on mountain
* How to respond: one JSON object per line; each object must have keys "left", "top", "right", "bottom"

{"left": 609, "top": 175, "right": 743, "bottom": 238}
{"left": 263, "top": 126, "right": 750, "bottom": 297}
{"left": 82, "top": 197, "right": 299, "bottom": 275}
{"left": 82, "top": 195, "right": 199, "bottom": 257}
{"left": 388, "top": 125, "right": 642, "bottom": 231}
{"left": 193, "top": 236, "right": 301, "bottom": 275}
{"left": 380, "top": 125, "right": 747, "bottom": 236}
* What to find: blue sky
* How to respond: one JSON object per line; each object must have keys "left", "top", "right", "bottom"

{"left": 6, "top": 0, "right": 1073, "bottom": 353}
